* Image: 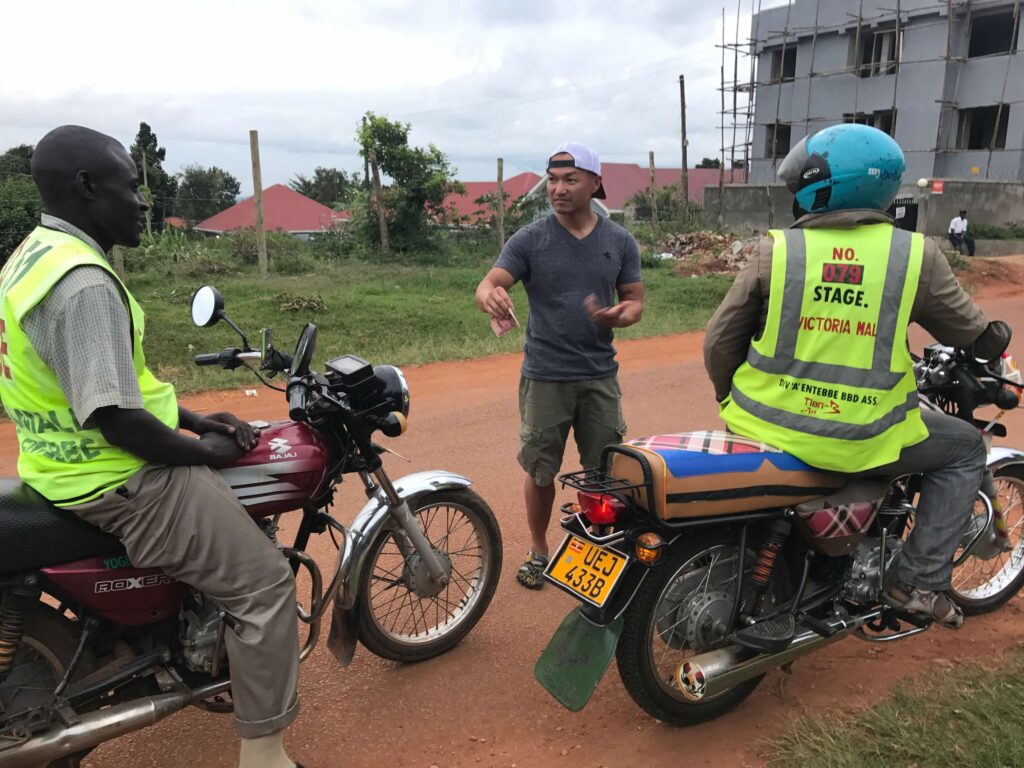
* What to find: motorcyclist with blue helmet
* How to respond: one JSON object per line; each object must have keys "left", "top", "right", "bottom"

{"left": 704, "top": 123, "right": 1011, "bottom": 628}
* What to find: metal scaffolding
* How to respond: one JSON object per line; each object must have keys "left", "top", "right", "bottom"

{"left": 719, "top": 0, "right": 1024, "bottom": 182}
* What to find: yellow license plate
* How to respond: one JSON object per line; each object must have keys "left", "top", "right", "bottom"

{"left": 546, "top": 535, "right": 628, "bottom": 607}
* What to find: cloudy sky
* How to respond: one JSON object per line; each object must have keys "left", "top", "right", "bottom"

{"left": 1, "top": 0, "right": 786, "bottom": 195}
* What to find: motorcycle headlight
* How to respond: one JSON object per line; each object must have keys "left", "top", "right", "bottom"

{"left": 373, "top": 365, "right": 410, "bottom": 418}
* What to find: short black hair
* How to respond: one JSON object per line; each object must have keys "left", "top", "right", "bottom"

{"left": 31, "top": 125, "right": 127, "bottom": 207}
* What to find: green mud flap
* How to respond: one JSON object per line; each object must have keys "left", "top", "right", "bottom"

{"left": 534, "top": 607, "right": 624, "bottom": 712}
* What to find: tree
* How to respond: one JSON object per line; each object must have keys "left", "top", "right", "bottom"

{"left": 0, "top": 177, "right": 41, "bottom": 264}
{"left": 0, "top": 144, "right": 33, "bottom": 177}
{"left": 352, "top": 112, "right": 464, "bottom": 252}
{"left": 129, "top": 122, "right": 178, "bottom": 224}
{"left": 290, "top": 167, "right": 358, "bottom": 208}
{"left": 0, "top": 144, "right": 40, "bottom": 260}
{"left": 696, "top": 157, "right": 721, "bottom": 169}
{"left": 175, "top": 165, "right": 240, "bottom": 224}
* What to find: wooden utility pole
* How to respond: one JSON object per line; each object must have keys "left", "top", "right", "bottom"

{"left": 496, "top": 157, "right": 505, "bottom": 247}
{"left": 140, "top": 152, "right": 152, "bottom": 236}
{"left": 362, "top": 115, "right": 370, "bottom": 188}
{"left": 648, "top": 151, "right": 660, "bottom": 232}
{"left": 369, "top": 149, "right": 389, "bottom": 255}
{"left": 111, "top": 246, "right": 126, "bottom": 281}
{"left": 679, "top": 74, "right": 689, "bottom": 205}
{"left": 249, "top": 130, "right": 268, "bottom": 275}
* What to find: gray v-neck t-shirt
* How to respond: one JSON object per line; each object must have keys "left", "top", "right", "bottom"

{"left": 494, "top": 214, "right": 641, "bottom": 381}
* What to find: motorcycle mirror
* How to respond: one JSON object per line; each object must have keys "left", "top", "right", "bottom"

{"left": 191, "top": 286, "right": 224, "bottom": 328}
{"left": 292, "top": 323, "right": 318, "bottom": 377}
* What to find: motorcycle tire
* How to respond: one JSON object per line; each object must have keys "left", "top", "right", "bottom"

{"left": 0, "top": 603, "right": 96, "bottom": 768}
{"left": 951, "top": 462, "right": 1024, "bottom": 615}
{"left": 356, "top": 487, "right": 502, "bottom": 663}
{"left": 616, "top": 528, "right": 780, "bottom": 726}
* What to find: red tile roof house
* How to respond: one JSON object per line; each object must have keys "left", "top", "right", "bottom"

{"left": 442, "top": 172, "right": 542, "bottom": 225}
{"left": 448, "top": 164, "right": 747, "bottom": 224}
{"left": 523, "top": 164, "right": 747, "bottom": 215}
{"left": 196, "top": 184, "right": 351, "bottom": 240}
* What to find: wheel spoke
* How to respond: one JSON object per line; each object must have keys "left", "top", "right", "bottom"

{"left": 363, "top": 498, "right": 492, "bottom": 646}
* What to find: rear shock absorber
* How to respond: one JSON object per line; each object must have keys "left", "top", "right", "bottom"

{"left": 749, "top": 519, "right": 792, "bottom": 601}
{"left": 981, "top": 470, "right": 1011, "bottom": 547}
{"left": 0, "top": 576, "right": 41, "bottom": 683}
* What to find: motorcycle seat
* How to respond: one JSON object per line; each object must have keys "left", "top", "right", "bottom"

{"left": 0, "top": 478, "right": 123, "bottom": 576}
{"left": 610, "top": 431, "right": 846, "bottom": 520}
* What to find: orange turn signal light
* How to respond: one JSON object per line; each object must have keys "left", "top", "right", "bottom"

{"left": 635, "top": 532, "right": 664, "bottom": 564}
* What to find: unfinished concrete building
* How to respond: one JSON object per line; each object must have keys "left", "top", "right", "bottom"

{"left": 746, "top": 0, "right": 1024, "bottom": 184}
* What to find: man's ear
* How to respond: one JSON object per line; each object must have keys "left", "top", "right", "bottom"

{"left": 75, "top": 170, "right": 97, "bottom": 200}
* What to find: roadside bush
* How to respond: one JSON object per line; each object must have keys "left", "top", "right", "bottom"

{"left": 969, "top": 222, "right": 1024, "bottom": 240}
{"left": 220, "top": 229, "right": 315, "bottom": 271}
{"left": 308, "top": 228, "right": 361, "bottom": 261}
{"left": 124, "top": 229, "right": 207, "bottom": 273}
{"left": 640, "top": 251, "right": 671, "bottom": 269}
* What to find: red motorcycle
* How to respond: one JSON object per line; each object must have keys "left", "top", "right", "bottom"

{"left": 0, "top": 286, "right": 502, "bottom": 768}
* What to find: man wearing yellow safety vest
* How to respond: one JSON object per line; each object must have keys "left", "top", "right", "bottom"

{"left": 704, "top": 124, "right": 1011, "bottom": 629}
{"left": 0, "top": 126, "right": 303, "bottom": 768}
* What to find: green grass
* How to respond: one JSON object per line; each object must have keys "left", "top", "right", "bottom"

{"left": 128, "top": 257, "right": 732, "bottom": 394}
{"left": 764, "top": 648, "right": 1024, "bottom": 768}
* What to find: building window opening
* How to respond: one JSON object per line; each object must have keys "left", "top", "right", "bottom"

{"left": 956, "top": 105, "right": 1010, "bottom": 150}
{"left": 857, "top": 28, "right": 900, "bottom": 77}
{"left": 765, "top": 122, "right": 792, "bottom": 159}
{"left": 843, "top": 109, "right": 897, "bottom": 136}
{"left": 769, "top": 46, "right": 797, "bottom": 83}
{"left": 969, "top": 11, "right": 1019, "bottom": 57}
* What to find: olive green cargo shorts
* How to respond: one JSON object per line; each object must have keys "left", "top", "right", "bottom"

{"left": 517, "top": 375, "right": 627, "bottom": 487}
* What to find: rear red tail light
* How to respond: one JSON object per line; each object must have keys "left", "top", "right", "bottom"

{"left": 577, "top": 492, "right": 627, "bottom": 525}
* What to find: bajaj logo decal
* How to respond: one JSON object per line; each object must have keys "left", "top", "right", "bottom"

{"left": 268, "top": 437, "right": 297, "bottom": 460}
{"left": 95, "top": 574, "right": 174, "bottom": 593}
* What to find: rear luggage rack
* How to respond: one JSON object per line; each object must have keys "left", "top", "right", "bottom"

{"left": 558, "top": 444, "right": 657, "bottom": 519}
{"left": 559, "top": 467, "right": 646, "bottom": 495}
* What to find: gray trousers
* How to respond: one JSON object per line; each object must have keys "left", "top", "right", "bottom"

{"left": 69, "top": 464, "right": 300, "bottom": 738}
{"left": 863, "top": 409, "right": 987, "bottom": 591}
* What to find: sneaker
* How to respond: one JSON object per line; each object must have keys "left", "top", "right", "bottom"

{"left": 516, "top": 550, "right": 549, "bottom": 589}
{"left": 884, "top": 579, "right": 964, "bottom": 629}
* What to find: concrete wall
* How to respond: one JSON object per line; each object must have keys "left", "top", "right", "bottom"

{"left": 702, "top": 184, "right": 795, "bottom": 233}
{"left": 749, "top": 0, "right": 1024, "bottom": 184}
{"left": 705, "top": 179, "right": 1024, "bottom": 237}
{"left": 914, "top": 179, "right": 1024, "bottom": 235}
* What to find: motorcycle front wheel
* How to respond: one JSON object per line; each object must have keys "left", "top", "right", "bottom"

{"left": 356, "top": 487, "right": 502, "bottom": 662}
{"left": 950, "top": 463, "right": 1024, "bottom": 615}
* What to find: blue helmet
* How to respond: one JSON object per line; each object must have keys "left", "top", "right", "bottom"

{"left": 778, "top": 124, "right": 905, "bottom": 217}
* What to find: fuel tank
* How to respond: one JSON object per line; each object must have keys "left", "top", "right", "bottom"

{"left": 216, "top": 420, "right": 330, "bottom": 518}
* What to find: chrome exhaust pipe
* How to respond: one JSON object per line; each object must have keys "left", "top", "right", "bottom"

{"left": 676, "top": 610, "right": 882, "bottom": 701}
{"left": 0, "top": 680, "right": 230, "bottom": 768}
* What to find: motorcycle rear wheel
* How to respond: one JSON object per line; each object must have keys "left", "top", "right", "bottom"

{"left": 356, "top": 487, "right": 502, "bottom": 662}
{"left": 951, "top": 463, "right": 1024, "bottom": 615}
{"left": 0, "top": 603, "right": 95, "bottom": 768}
{"left": 616, "top": 529, "right": 780, "bottom": 726}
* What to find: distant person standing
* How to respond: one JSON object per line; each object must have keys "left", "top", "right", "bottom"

{"left": 949, "top": 209, "right": 976, "bottom": 256}
{"left": 474, "top": 143, "right": 644, "bottom": 589}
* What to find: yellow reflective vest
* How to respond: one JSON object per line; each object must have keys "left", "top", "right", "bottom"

{"left": 720, "top": 223, "right": 928, "bottom": 473}
{"left": 0, "top": 227, "right": 178, "bottom": 505}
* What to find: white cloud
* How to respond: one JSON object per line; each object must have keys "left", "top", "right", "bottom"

{"left": 1, "top": 0, "right": 759, "bottom": 193}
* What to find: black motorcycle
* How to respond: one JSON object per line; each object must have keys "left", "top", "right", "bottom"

{"left": 535, "top": 341, "right": 1024, "bottom": 725}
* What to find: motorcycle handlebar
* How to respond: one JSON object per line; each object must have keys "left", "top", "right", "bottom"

{"left": 194, "top": 353, "right": 221, "bottom": 366}
{"left": 287, "top": 379, "right": 309, "bottom": 422}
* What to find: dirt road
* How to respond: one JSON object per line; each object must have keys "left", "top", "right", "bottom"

{"left": 14, "top": 259, "right": 1020, "bottom": 768}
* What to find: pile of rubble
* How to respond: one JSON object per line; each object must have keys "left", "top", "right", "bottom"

{"left": 656, "top": 231, "right": 761, "bottom": 277}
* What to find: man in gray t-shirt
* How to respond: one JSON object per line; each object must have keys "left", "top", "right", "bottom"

{"left": 475, "top": 142, "right": 643, "bottom": 589}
